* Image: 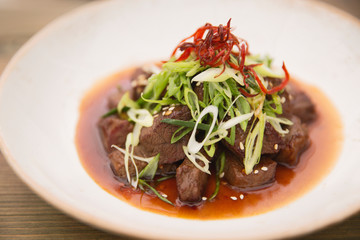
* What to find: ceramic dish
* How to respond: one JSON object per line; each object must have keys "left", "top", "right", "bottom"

{"left": 0, "top": 0, "right": 360, "bottom": 239}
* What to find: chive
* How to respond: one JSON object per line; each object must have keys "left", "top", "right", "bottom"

{"left": 209, "top": 152, "right": 225, "bottom": 200}
{"left": 139, "top": 179, "right": 174, "bottom": 206}
{"left": 161, "top": 118, "right": 212, "bottom": 131}
{"left": 101, "top": 108, "right": 117, "bottom": 118}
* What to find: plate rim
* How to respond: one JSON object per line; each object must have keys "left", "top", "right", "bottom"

{"left": 0, "top": 0, "right": 360, "bottom": 239}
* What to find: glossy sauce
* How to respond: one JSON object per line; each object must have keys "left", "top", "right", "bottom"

{"left": 75, "top": 68, "right": 343, "bottom": 219}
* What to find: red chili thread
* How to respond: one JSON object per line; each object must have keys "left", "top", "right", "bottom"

{"left": 171, "top": 19, "right": 289, "bottom": 95}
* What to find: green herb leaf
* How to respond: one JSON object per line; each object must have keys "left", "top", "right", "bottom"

{"left": 171, "top": 126, "right": 193, "bottom": 144}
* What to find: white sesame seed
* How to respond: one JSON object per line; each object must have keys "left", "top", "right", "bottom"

{"left": 196, "top": 82, "right": 201, "bottom": 86}
{"left": 274, "top": 144, "right": 278, "bottom": 150}
{"left": 239, "top": 194, "right": 244, "bottom": 200}
{"left": 202, "top": 196, "right": 207, "bottom": 201}
{"left": 153, "top": 110, "right": 158, "bottom": 115}
{"left": 164, "top": 110, "right": 173, "bottom": 116}
{"left": 161, "top": 193, "right": 168, "bottom": 198}
{"left": 153, "top": 114, "right": 159, "bottom": 118}
{"left": 261, "top": 166, "right": 268, "bottom": 171}
{"left": 168, "top": 106, "right": 175, "bottom": 111}
{"left": 162, "top": 111, "right": 166, "bottom": 116}
{"left": 254, "top": 170, "right": 259, "bottom": 174}
{"left": 162, "top": 106, "right": 169, "bottom": 111}
{"left": 230, "top": 196, "right": 237, "bottom": 200}
{"left": 219, "top": 172, "right": 225, "bottom": 178}
{"left": 281, "top": 96, "right": 286, "bottom": 103}
{"left": 239, "top": 142, "right": 244, "bottom": 151}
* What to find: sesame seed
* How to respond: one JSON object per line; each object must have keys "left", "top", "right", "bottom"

{"left": 153, "top": 110, "right": 158, "bottom": 114}
{"left": 168, "top": 106, "right": 175, "bottom": 111}
{"left": 239, "top": 194, "right": 244, "bottom": 200}
{"left": 261, "top": 166, "right": 268, "bottom": 171}
{"left": 239, "top": 142, "right": 244, "bottom": 151}
{"left": 230, "top": 196, "right": 237, "bottom": 200}
{"left": 162, "top": 106, "right": 169, "bottom": 111}
{"left": 202, "top": 196, "right": 207, "bottom": 201}
{"left": 196, "top": 82, "right": 201, "bottom": 86}
{"left": 164, "top": 110, "right": 173, "bottom": 116}
{"left": 281, "top": 96, "right": 286, "bottom": 103}
{"left": 219, "top": 172, "right": 225, "bottom": 178}
{"left": 254, "top": 170, "right": 259, "bottom": 174}
{"left": 274, "top": 144, "right": 278, "bottom": 150}
{"left": 162, "top": 111, "right": 166, "bottom": 116}
{"left": 153, "top": 114, "right": 159, "bottom": 118}
{"left": 161, "top": 193, "right": 168, "bottom": 198}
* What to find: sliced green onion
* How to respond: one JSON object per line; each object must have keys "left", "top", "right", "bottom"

{"left": 111, "top": 145, "right": 153, "bottom": 163}
{"left": 244, "top": 113, "right": 266, "bottom": 174}
{"left": 138, "top": 179, "right": 174, "bottom": 206}
{"left": 156, "top": 175, "right": 175, "bottom": 182}
{"left": 187, "top": 105, "right": 218, "bottom": 155}
{"left": 192, "top": 67, "right": 244, "bottom": 86}
{"left": 102, "top": 108, "right": 117, "bottom": 118}
{"left": 171, "top": 126, "right": 192, "bottom": 144}
{"left": 127, "top": 108, "right": 153, "bottom": 127}
{"left": 139, "top": 154, "right": 160, "bottom": 180}
{"left": 183, "top": 146, "right": 211, "bottom": 174}
{"left": 265, "top": 115, "right": 293, "bottom": 135}
{"left": 209, "top": 152, "right": 225, "bottom": 200}
{"left": 161, "top": 119, "right": 211, "bottom": 131}
{"left": 184, "top": 87, "right": 200, "bottom": 120}
{"left": 117, "top": 92, "right": 138, "bottom": 114}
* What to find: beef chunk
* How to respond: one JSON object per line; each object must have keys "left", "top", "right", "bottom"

{"left": 193, "top": 83, "right": 204, "bottom": 101}
{"left": 266, "top": 77, "right": 316, "bottom": 123}
{"left": 107, "top": 89, "right": 125, "bottom": 109}
{"left": 109, "top": 150, "right": 147, "bottom": 178}
{"left": 222, "top": 120, "right": 285, "bottom": 158}
{"left": 134, "top": 105, "right": 192, "bottom": 164}
{"left": 275, "top": 116, "right": 310, "bottom": 167}
{"left": 110, "top": 150, "right": 178, "bottom": 178}
{"left": 224, "top": 151, "right": 277, "bottom": 190}
{"left": 176, "top": 158, "right": 208, "bottom": 203}
{"left": 290, "top": 89, "right": 316, "bottom": 123}
{"left": 98, "top": 116, "right": 134, "bottom": 152}
{"left": 130, "top": 67, "right": 152, "bottom": 100}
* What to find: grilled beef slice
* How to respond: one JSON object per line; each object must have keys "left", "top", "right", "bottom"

{"left": 224, "top": 151, "right": 277, "bottom": 190}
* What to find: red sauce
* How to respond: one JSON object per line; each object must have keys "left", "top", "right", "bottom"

{"left": 75, "top": 67, "right": 343, "bottom": 219}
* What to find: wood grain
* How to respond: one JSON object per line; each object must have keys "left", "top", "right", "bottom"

{"left": 0, "top": 0, "right": 359, "bottom": 239}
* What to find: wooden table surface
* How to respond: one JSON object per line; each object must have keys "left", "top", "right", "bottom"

{"left": 0, "top": 0, "right": 359, "bottom": 239}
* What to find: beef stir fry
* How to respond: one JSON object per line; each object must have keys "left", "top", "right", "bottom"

{"left": 98, "top": 20, "right": 316, "bottom": 205}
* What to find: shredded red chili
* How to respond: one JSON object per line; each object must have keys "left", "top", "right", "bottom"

{"left": 171, "top": 19, "right": 290, "bottom": 95}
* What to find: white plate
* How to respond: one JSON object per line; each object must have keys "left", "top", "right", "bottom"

{"left": 1, "top": 0, "right": 360, "bottom": 239}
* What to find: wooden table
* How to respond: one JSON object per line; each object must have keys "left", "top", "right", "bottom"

{"left": 0, "top": 1, "right": 359, "bottom": 239}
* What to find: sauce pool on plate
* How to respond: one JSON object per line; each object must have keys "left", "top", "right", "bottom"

{"left": 75, "top": 67, "right": 343, "bottom": 219}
